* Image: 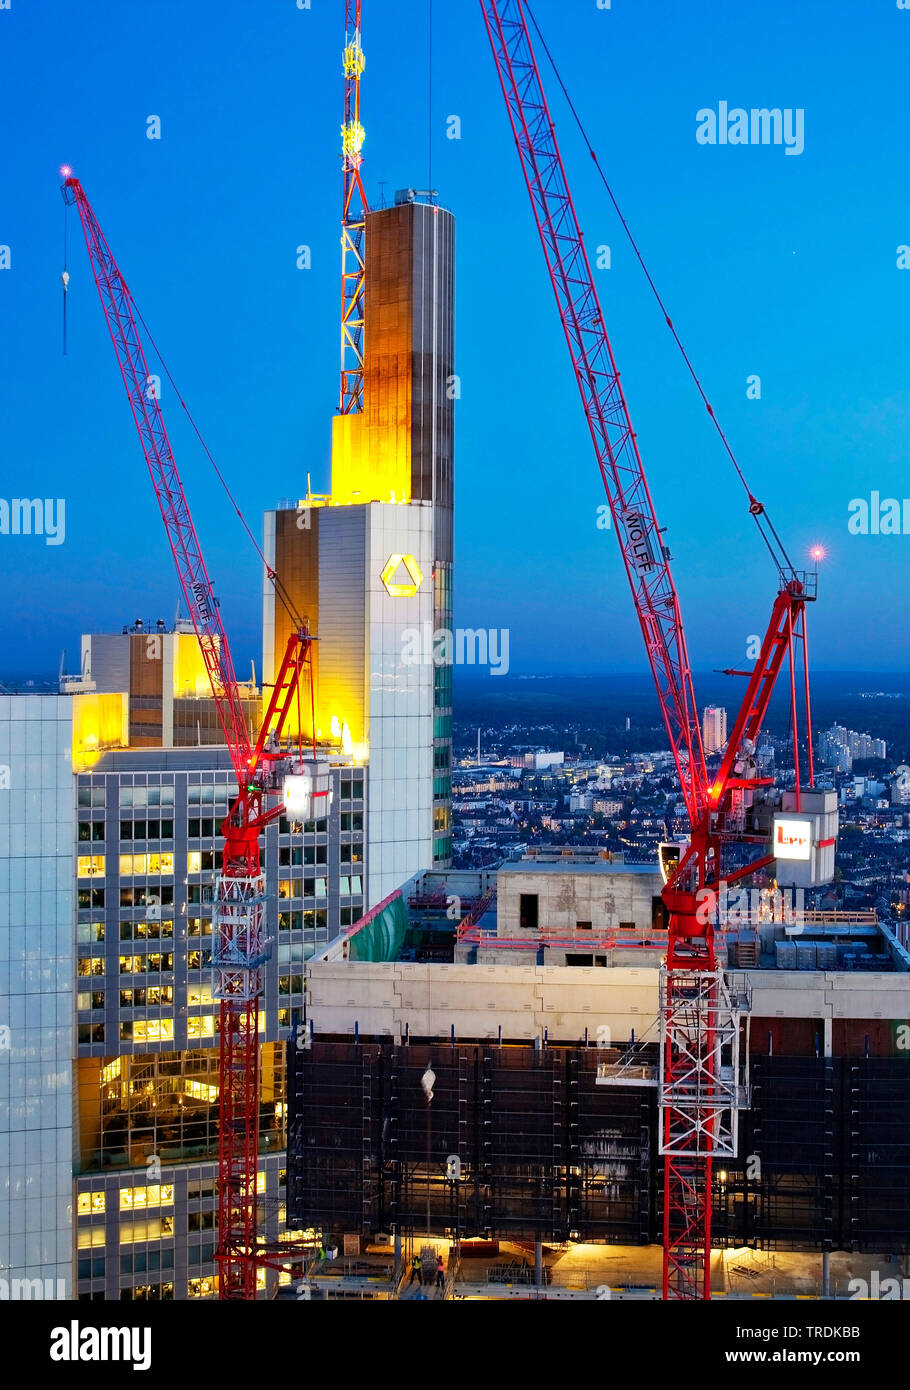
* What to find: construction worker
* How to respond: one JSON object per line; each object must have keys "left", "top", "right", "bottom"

{"left": 435, "top": 1254, "right": 445, "bottom": 1289}
{"left": 408, "top": 1254, "right": 422, "bottom": 1286}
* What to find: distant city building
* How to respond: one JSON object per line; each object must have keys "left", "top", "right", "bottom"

{"left": 818, "top": 723, "right": 887, "bottom": 773}
{"left": 892, "top": 766, "right": 910, "bottom": 807}
{"left": 702, "top": 706, "right": 727, "bottom": 756}
{"left": 855, "top": 777, "right": 886, "bottom": 800}
{"left": 511, "top": 751, "right": 565, "bottom": 772}
{"left": 756, "top": 739, "right": 775, "bottom": 771}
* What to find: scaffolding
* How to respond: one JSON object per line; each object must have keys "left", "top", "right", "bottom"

{"left": 287, "top": 1041, "right": 655, "bottom": 1244}
{"left": 289, "top": 1039, "right": 910, "bottom": 1254}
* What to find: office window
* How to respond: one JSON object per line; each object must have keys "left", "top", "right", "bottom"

{"left": 77, "top": 1192, "right": 106, "bottom": 1216}
{"left": 120, "top": 1019, "right": 175, "bottom": 1043}
{"left": 187, "top": 1016, "right": 215, "bottom": 1038}
{"left": 77, "top": 923, "right": 106, "bottom": 943}
{"left": 120, "top": 1184, "right": 174, "bottom": 1210}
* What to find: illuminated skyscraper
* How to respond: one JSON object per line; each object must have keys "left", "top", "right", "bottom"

{"left": 264, "top": 194, "right": 455, "bottom": 906}
{"left": 702, "top": 705, "right": 727, "bottom": 756}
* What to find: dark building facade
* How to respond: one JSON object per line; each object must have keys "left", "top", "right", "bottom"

{"left": 287, "top": 1039, "right": 910, "bottom": 1254}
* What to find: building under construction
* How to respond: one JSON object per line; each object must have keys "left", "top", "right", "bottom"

{"left": 286, "top": 861, "right": 910, "bottom": 1268}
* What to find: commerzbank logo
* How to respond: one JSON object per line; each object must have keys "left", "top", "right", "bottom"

{"left": 380, "top": 553, "right": 423, "bottom": 598}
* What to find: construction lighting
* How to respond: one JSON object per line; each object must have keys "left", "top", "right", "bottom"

{"left": 343, "top": 39, "right": 365, "bottom": 78}
{"left": 341, "top": 120, "right": 365, "bottom": 161}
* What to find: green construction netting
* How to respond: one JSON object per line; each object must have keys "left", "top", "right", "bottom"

{"left": 347, "top": 893, "right": 409, "bottom": 963}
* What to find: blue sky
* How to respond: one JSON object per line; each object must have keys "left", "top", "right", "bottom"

{"left": 2, "top": 0, "right": 909, "bottom": 681}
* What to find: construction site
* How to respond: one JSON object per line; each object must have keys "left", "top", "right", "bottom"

{"left": 3, "top": 0, "right": 907, "bottom": 1327}
{"left": 285, "top": 861, "right": 910, "bottom": 1300}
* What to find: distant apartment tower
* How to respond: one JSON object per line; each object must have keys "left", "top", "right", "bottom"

{"left": 264, "top": 195, "right": 454, "bottom": 906}
{"left": 819, "top": 724, "right": 887, "bottom": 773}
{"left": 702, "top": 705, "right": 727, "bottom": 756}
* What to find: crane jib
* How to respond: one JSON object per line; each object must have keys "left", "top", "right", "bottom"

{"left": 191, "top": 581, "right": 214, "bottom": 625}
{"left": 621, "top": 509, "right": 657, "bottom": 578}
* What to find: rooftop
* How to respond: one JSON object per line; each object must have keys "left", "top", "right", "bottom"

{"left": 498, "top": 859, "right": 656, "bottom": 877}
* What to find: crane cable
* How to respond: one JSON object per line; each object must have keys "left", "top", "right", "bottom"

{"left": 127, "top": 295, "right": 306, "bottom": 634}
{"left": 524, "top": 1, "right": 798, "bottom": 585}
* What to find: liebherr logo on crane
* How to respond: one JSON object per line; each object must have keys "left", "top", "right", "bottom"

{"left": 621, "top": 510, "right": 656, "bottom": 577}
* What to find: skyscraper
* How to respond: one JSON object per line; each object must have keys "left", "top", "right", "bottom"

{"left": 702, "top": 706, "right": 727, "bottom": 756}
{"left": 264, "top": 194, "right": 454, "bottom": 906}
{"left": 0, "top": 678, "right": 365, "bottom": 1301}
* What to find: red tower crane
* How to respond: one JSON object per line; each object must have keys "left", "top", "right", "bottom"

{"left": 480, "top": 0, "right": 833, "bottom": 1299}
{"left": 63, "top": 174, "right": 328, "bottom": 1300}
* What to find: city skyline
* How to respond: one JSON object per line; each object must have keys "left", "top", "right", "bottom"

{"left": 3, "top": 0, "right": 910, "bottom": 677}
{"left": 2, "top": 0, "right": 910, "bottom": 1329}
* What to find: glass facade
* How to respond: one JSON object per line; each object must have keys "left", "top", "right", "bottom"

{"left": 67, "top": 746, "right": 365, "bottom": 1299}
{"left": 433, "top": 561, "right": 453, "bottom": 870}
{"left": 0, "top": 696, "right": 75, "bottom": 1299}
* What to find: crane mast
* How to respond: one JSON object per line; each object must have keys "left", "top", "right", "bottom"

{"left": 64, "top": 175, "right": 322, "bottom": 1300}
{"left": 480, "top": 0, "right": 825, "bottom": 1299}
{"left": 340, "top": 0, "right": 368, "bottom": 414}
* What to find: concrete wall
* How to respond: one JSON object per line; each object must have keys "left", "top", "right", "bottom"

{"left": 749, "top": 969, "right": 910, "bottom": 1022}
{"left": 306, "top": 958, "right": 910, "bottom": 1046}
{"left": 497, "top": 865, "right": 663, "bottom": 938}
{"left": 307, "top": 960, "right": 659, "bottom": 1043}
